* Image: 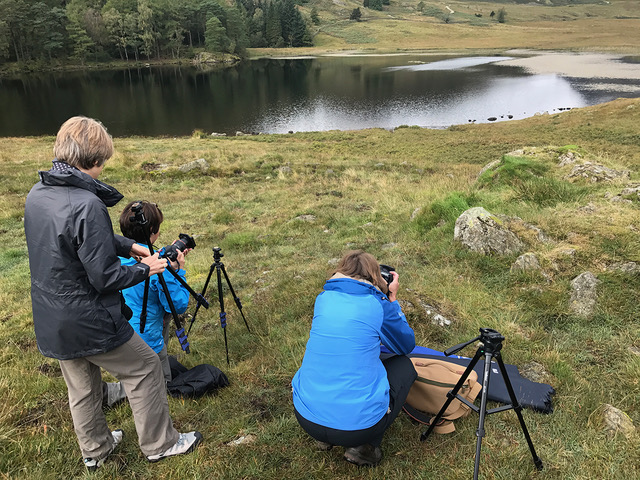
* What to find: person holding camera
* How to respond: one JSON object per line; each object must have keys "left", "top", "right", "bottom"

{"left": 24, "top": 116, "right": 202, "bottom": 471}
{"left": 292, "top": 250, "right": 417, "bottom": 466}
{"left": 118, "top": 200, "right": 191, "bottom": 383}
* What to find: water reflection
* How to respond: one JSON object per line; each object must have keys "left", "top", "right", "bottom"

{"left": 0, "top": 55, "right": 638, "bottom": 137}
{"left": 254, "top": 72, "right": 585, "bottom": 132}
{"left": 385, "top": 56, "right": 513, "bottom": 71}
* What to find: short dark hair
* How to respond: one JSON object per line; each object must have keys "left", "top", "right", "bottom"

{"left": 119, "top": 201, "right": 164, "bottom": 243}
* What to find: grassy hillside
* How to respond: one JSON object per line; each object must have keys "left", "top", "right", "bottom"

{"left": 252, "top": 0, "right": 640, "bottom": 56}
{"left": 1, "top": 97, "right": 639, "bottom": 478}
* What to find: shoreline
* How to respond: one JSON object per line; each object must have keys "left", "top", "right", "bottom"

{"left": 496, "top": 50, "right": 640, "bottom": 81}
{"left": 2, "top": 49, "right": 639, "bottom": 83}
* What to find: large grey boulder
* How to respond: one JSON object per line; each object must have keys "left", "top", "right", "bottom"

{"left": 569, "top": 271, "right": 600, "bottom": 317}
{"left": 454, "top": 207, "right": 523, "bottom": 255}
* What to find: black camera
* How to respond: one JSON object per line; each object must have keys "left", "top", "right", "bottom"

{"left": 159, "top": 233, "right": 196, "bottom": 262}
{"left": 380, "top": 264, "right": 395, "bottom": 285}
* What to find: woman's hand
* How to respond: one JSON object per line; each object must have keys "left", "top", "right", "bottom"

{"left": 141, "top": 253, "right": 167, "bottom": 276}
{"left": 388, "top": 271, "right": 399, "bottom": 302}
{"left": 170, "top": 249, "right": 188, "bottom": 271}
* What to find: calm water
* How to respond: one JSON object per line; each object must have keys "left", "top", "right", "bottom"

{"left": 1, "top": 55, "right": 639, "bottom": 137}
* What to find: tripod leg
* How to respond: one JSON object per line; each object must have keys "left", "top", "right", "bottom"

{"left": 156, "top": 274, "right": 190, "bottom": 354}
{"left": 473, "top": 352, "right": 494, "bottom": 480}
{"left": 139, "top": 277, "right": 150, "bottom": 334}
{"left": 220, "top": 264, "right": 250, "bottom": 332}
{"left": 188, "top": 263, "right": 215, "bottom": 334}
{"left": 495, "top": 355, "right": 544, "bottom": 471}
{"left": 216, "top": 265, "right": 230, "bottom": 365}
{"left": 421, "top": 348, "right": 483, "bottom": 441}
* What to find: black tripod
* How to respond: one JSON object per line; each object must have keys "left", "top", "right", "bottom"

{"left": 188, "top": 246, "right": 249, "bottom": 364}
{"left": 420, "top": 328, "right": 543, "bottom": 480}
{"left": 130, "top": 202, "right": 209, "bottom": 354}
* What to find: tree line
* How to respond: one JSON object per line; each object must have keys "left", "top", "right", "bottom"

{"left": 0, "top": 0, "right": 313, "bottom": 64}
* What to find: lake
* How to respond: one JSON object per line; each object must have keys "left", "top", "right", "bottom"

{"left": 1, "top": 54, "right": 639, "bottom": 137}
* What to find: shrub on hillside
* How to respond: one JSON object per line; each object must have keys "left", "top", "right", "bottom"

{"left": 414, "top": 191, "right": 480, "bottom": 233}
{"left": 478, "top": 155, "right": 590, "bottom": 207}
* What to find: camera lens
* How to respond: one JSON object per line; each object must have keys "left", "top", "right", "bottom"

{"left": 159, "top": 234, "right": 196, "bottom": 261}
{"left": 380, "top": 264, "right": 395, "bottom": 285}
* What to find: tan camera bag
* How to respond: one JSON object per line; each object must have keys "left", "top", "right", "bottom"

{"left": 404, "top": 357, "right": 482, "bottom": 433}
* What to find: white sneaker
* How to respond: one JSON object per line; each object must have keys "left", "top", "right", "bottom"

{"left": 83, "top": 429, "right": 124, "bottom": 471}
{"left": 147, "top": 431, "right": 203, "bottom": 463}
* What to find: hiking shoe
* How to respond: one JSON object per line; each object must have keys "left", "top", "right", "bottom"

{"left": 344, "top": 444, "right": 383, "bottom": 466}
{"left": 102, "top": 381, "right": 127, "bottom": 409}
{"left": 147, "top": 431, "right": 203, "bottom": 463}
{"left": 315, "top": 440, "right": 333, "bottom": 451}
{"left": 83, "top": 429, "right": 124, "bottom": 472}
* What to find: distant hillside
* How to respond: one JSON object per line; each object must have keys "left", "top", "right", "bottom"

{"left": 253, "top": 0, "right": 640, "bottom": 55}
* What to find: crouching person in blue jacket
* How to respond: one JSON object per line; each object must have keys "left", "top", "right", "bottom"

{"left": 292, "top": 250, "right": 417, "bottom": 466}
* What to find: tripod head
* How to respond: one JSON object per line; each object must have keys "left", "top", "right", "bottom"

{"left": 478, "top": 328, "right": 504, "bottom": 354}
{"left": 213, "top": 246, "right": 224, "bottom": 262}
{"left": 444, "top": 328, "right": 505, "bottom": 357}
{"left": 129, "top": 201, "right": 148, "bottom": 226}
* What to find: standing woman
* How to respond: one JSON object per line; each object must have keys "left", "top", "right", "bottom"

{"left": 292, "top": 250, "right": 417, "bottom": 466}
{"left": 24, "top": 116, "right": 202, "bottom": 471}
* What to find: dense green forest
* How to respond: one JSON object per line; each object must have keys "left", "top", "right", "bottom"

{"left": 0, "top": 0, "right": 314, "bottom": 64}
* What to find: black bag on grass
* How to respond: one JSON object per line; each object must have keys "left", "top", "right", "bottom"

{"left": 167, "top": 356, "right": 229, "bottom": 398}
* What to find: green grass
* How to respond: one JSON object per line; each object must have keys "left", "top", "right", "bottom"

{"left": 1, "top": 98, "right": 640, "bottom": 478}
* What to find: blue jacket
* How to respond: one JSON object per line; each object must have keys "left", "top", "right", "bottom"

{"left": 120, "top": 249, "right": 189, "bottom": 353}
{"left": 292, "top": 277, "right": 415, "bottom": 430}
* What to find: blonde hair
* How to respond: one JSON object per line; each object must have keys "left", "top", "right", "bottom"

{"left": 53, "top": 116, "right": 113, "bottom": 169}
{"left": 334, "top": 250, "right": 388, "bottom": 292}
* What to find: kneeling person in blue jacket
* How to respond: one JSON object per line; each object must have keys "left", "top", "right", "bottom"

{"left": 292, "top": 250, "right": 417, "bottom": 466}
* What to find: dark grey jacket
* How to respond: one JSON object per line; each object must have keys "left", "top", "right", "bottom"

{"left": 24, "top": 164, "right": 149, "bottom": 359}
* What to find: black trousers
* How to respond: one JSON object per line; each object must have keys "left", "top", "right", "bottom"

{"left": 294, "top": 355, "right": 417, "bottom": 448}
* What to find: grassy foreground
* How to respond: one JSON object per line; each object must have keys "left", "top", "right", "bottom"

{"left": 1, "top": 98, "right": 640, "bottom": 479}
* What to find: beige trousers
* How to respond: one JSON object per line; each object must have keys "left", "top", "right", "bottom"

{"left": 59, "top": 333, "right": 179, "bottom": 460}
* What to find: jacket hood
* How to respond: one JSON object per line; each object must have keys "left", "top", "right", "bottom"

{"left": 38, "top": 165, "right": 123, "bottom": 207}
{"left": 324, "top": 277, "right": 383, "bottom": 296}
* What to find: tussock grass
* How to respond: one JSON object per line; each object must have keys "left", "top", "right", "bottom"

{"left": 1, "top": 98, "right": 640, "bottom": 478}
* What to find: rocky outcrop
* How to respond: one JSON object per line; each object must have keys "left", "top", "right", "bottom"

{"left": 601, "top": 404, "right": 635, "bottom": 438}
{"left": 510, "top": 253, "right": 541, "bottom": 273}
{"left": 605, "top": 261, "right": 640, "bottom": 275}
{"left": 557, "top": 150, "right": 582, "bottom": 167}
{"left": 569, "top": 272, "right": 600, "bottom": 317}
{"left": 179, "top": 158, "right": 209, "bottom": 173}
{"left": 476, "top": 159, "right": 501, "bottom": 179}
{"left": 454, "top": 207, "right": 523, "bottom": 255}
{"left": 565, "top": 162, "right": 630, "bottom": 183}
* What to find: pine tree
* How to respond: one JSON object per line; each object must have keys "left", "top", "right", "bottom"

{"left": 369, "top": 0, "right": 382, "bottom": 10}
{"left": 265, "top": 2, "right": 283, "bottom": 47}
{"left": 310, "top": 6, "right": 320, "bottom": 25}
{"left": 205, "top": 15, "right": 228, "bottom": 52}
